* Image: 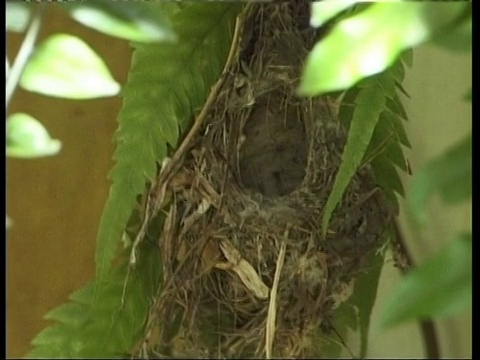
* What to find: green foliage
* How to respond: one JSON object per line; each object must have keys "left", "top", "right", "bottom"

{"left": 322, "top": 69, "right": 396, "bottom": 235}
{"left": 95, "top": 2, "right": 241, "bottom": 286}
{"left": 309, "top": 0, "right": 357, "bottom": 28}
{"left": 337, "top": 58, "right": 410, "bottom": 213}
{"left": 6, "top": 1, "right": 31, "bottom": 33}
{"left": 20, "top": 34, "right": 120, "bottom": 99}
{"left": 58, "top": 1, "right": 176, "bottom": 43}
{"left": 6, "top": 113, "right": 61, "bottom": 158}
{"left": 299, "top": 2, "right": 469, "bottom": 95}
{"left": 432, "top": 4, "right": 471, "bottom": 53}
{"left": 379, "top": 232, "right": 472, "bottom": 329}
{"left": 27, "top": 243, "right": 161, "bottom": 358}
{"left": 407, "top": 133, "right": 472, "bottom": 227}
{"left": 321, "top": 245, "right": 386, "bottom": 358}
{"left": 349, "top": 249, "right": 385, "bottom": 357}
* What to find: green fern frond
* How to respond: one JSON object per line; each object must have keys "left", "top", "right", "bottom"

{"left": 95, "top": 3, "right": 241, "bottom": 286}
{"left": 27, "top": 244, "right": 161, "bottom": 358}
{"left": 322, "top": 70, "right": 395, "bottom": 235}
{"left": 335, "top": 59, "right": 411, "bottom": 218}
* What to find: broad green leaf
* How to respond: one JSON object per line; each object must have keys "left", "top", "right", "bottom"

{"left": 463, "top": 88, "right": 471, "bottom": 102}
{"left": 95, "top": 3, "right": 241, "bottom": 286}
{"left": 299, "top": 2, "right": 467, "bottom": 95}
{"left": 310, "top": 0, "right": 358, "bottom": 28}
{"left": 379, "top": 233, "right": 472, "bottom": 329}
{"left": 28, "top": 243, "right": 161, "bottom": 358}
{"left": 20, "top": 34, "right": 120, "bottom": 99}
{"left": 407, "top": 133, "right": 472, "bottom": 226}
{"left": 6, "top": 2, "right": 31, "bottom": 33}
{"left": 322, "top": 72, "right": 391, "bottom": 235}
{"left": 59, "top": 1, "right": 176, "bottom": 43}
{"left": 6, "top": 113, "right": 61, "bottom": 158}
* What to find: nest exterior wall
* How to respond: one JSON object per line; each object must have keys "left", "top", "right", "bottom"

{"left": 150, "top": 2, "right": 392, "bottom": 358}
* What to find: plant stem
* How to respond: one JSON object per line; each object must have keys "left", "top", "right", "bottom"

{"left": 5, "top": 4, "right": 45, "bottom": 110}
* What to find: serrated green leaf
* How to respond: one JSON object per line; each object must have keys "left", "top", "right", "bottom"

{"left": 372, "top": 154, "right": 405, "bottom": 198}
{"left": 299, "top": 2, "right": 467, "bottom": 95}
{"left": 310, "top": 0, "right": 358, "bottom": 28}
{"left": 322, "top": 73, "right": 390, "bottom": 235}
{"left": 390, "top": 58, "right": 405, "bottom": 84}
{"left": 30, "top": 325, "right": 70, "bottom": 346}
{"left": 95, "top": 2, "right": 241, "bottom": 288}
{"left": 6, "top": 2, "right": 31, "bottom": 33}
{"left": 366, "top": 115, "right": 407, "bottom": 173}
{"left": 59, "top": 1, "right": 176, "bottom": 43}
{"left": 392, "top": 92, "right": 409, "bottom": 121}
{"left": 401, "top": 48, "right": 414, "bottom": 68}
{"left": 20, "top": 34, "right": 120, "bottom": 99}
{"left": 6, "top": 113, "right": 61, "bottom": 158}
{"left": 28, "top": 243, "right": 161, "bottom": 358}
{"left": 382, "top": 107, "right": 411, "bottom": 148}
{"left": 407, "top": 133, "right": 471, "bottom": 226}
{"left": 44, "top": 303, "right": 91, "bottom": 329}
{"left": 338, "top": 70, "right": 408, "bottom": 216}
{"left": 379, "top": 233, "right": 472, "bottom": 329}
{"left": 69, "top": 279, "right": 96, "bottom": 304}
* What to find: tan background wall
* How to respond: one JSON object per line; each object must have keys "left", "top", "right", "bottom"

{"left": 6, "top": 6, "right": 471, "bottom": 359}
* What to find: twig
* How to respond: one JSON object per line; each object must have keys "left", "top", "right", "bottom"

{"left": 265, "top": 241, "right": 286, "bottom": 359}
{"left": 6, "top": 4, "right": 45, "bottom": 109}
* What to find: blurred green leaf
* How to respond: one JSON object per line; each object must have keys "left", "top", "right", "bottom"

{"left": 432, "top": 4, "right": 471, "bottom": 53}
{"left": 20, "top": 34, "right": 120, "bottom": 99}
{"left": 59, "top": 1, "right": 176, "bottom": 43}
{"left": 6, "top": 113, "right": 61, "bottom": 158}
{"left": 299, "top": 2, "right": 467, "bottom": 95}
{"left": 407, "top": 133, "right": 472, "bottom": 226}
{"left": 6, "top": 2, "right": 31, "bottom": 33}
{"left": 379, "top": 233, "right": 472, "bottom": 329}
{"left": 310, "top": 0, "right": 358, "bottom": 28}
{"left": 463, "top": 88, "right": 471, "bottom": 102}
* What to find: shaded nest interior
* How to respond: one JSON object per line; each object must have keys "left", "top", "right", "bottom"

{"left": 145, "top": 2, "right": 392, "bottom": 358}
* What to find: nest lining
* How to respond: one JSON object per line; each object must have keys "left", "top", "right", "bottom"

{"left": 142, "top": 2, "right": 392, "bottom": 358}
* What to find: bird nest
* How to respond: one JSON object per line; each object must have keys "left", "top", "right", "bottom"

{"left": 143, "top": 2, "right": 392, "bottom": 358}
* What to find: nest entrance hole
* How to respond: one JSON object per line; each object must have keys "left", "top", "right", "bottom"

{"left": 239, "top": 91, "right": 308, "bottom": 197}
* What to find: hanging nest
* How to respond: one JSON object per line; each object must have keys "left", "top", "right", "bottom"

{"left": 142, "top": 2, "right": 392, "bottom": 358}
